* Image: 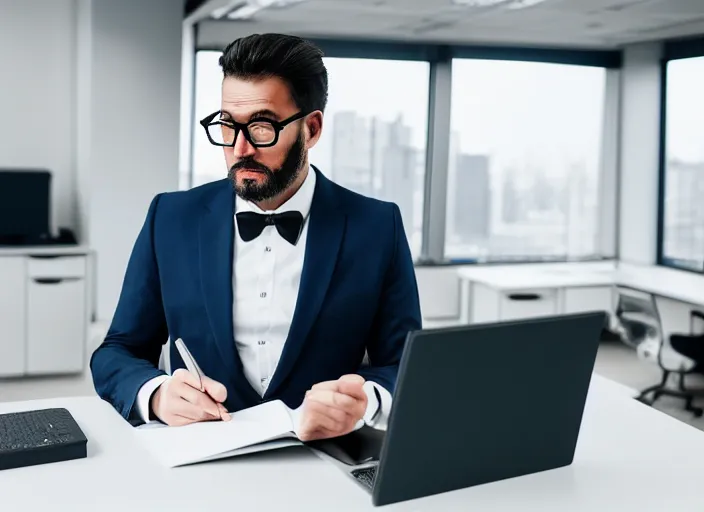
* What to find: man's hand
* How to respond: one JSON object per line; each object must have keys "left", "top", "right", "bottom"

{"left": 151, "top": 368, "right": 230, "bottom": 426}
{"left": 298, "top": 374, "right": 368, "bottom": 441}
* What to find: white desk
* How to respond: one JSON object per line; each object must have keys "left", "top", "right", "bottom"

{"left": 458, "top": 261, "right": 704, "bottom": 324}
{"left": 1, "top": 376, "right": 704, "bottom": 511}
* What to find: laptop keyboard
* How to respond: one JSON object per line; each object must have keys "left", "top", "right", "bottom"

{"left": 351, "top": 466, "right": 377, "bottom": 490}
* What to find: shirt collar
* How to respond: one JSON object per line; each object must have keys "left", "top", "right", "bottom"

{"left": 235, "top": 165, "right": 316, "bottom": 218}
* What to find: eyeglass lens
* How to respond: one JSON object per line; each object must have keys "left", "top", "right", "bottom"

{"left": 207, "top": 119, "right": 276, "bottom": 146}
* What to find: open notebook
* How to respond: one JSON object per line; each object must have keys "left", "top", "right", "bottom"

{"left": 135, "top": 400, "right": 307, "bottom": 467}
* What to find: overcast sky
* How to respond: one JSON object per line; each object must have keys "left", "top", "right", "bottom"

{"left": 667, "top": 56, "right": 704, "bottom": 164}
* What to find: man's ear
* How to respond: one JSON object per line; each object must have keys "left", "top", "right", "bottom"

{"left": 304, "top": 111, "right": 323, "bottom": 149}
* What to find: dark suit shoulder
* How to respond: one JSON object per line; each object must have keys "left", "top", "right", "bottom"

{"left": 322, "top": 175, "right": 397, "bottom": 220}
{"left": 153, "top": 179, "right": 230, "bottom": 214}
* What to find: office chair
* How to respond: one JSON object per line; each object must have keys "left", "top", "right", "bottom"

{"left": 613, "top": 287, "right": 703, "bottom": 417}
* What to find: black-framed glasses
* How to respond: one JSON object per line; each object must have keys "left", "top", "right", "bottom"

{"left": 200, "top": 110, "right": 308, "bottom": 148}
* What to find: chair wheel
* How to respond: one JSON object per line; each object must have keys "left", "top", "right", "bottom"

{"left": 692, "top": 408, "right": 703, "bottom": 418}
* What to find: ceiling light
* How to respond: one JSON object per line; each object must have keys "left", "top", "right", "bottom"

{"left": 227, "top": 3, "right": 263, "bottom": 19}
{"left": 452, "top": 0, "right": 549, "bottom": 7}
{"left": 452, "top": 0, "right": 512, "bottom": 6}
{"left": 506, "top": 0, "right": 549, "bottom": 9}
{"left": 226, "top": 0, "right": 306, "bottom": 20}
{"left": 211, "top": 1, "right": 246, "bottom": 19}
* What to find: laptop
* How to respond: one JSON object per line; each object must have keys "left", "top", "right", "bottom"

{"left": 330, "top": 311, "right": 606, "bottom": 506}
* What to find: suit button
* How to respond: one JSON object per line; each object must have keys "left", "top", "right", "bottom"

{"left": 260, "top": 292, "right": 267, "bottom": 298}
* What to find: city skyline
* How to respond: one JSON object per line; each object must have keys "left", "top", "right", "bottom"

{"left": 661, "top": 56, "right": 704, "bottom": 270}
{"left": 191, "top": 51, "right": 606, "bottom": 261}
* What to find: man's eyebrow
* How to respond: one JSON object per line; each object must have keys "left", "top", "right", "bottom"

{"left": 219, "top": 109, "right": 280, "bottom": 122}
{"left": 248, "top": 109, "right": 279, "bottom": 121}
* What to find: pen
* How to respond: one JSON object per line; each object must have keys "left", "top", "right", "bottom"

{"left": 174, "top": 338, "right": 204, "bottom": 392}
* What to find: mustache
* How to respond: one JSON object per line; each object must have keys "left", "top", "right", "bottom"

{"left": 230, "top": 158, "right": 272, "bottom": 175}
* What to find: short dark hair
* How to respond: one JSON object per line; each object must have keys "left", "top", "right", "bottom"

{"left": 219, "top": 33, "right": 328, "bottom": 113}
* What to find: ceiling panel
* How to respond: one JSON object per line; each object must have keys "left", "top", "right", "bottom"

{"left": 195, "top": 0, "right": 704, "bottom": 48}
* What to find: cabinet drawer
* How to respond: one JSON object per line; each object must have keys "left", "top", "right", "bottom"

{"left": 563, "top": 286, "right": 613, "bottom": 315}
{"left": 26, "top": 277, "right": 86, "bottom": 374}
{"left": 28, "top": 255, "right": 86, "bottom": 279}
{"left": 499, "top": 288, "right": 558, "bottom": 320}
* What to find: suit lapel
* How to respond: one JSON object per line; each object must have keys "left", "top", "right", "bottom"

{"left": 265, "top": 170, "right": 346, "bottom": 397}
{"left": 198, "top": 182, "right": 259, "bottom": 403}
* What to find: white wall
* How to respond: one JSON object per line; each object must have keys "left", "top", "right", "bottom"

{"left": 77, "top": 0, "right": 183, "bottom": 321}
{"left": 1, "top": 0, "right": 183, "bottom": 322}
{"left": 0, "top": 0, "right": 77, "bottom": 233}
{"left": 618, "top": 42, "right": 663, "bottom": 265}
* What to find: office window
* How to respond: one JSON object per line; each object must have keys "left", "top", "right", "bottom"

{"left": 660, "top": 56, "right": 704, "bottom": 271}
{"left": 190, "top": 52, "right": 429, "bottom": 258}
{"left": 191, "top": 51, "right": 228, "bottom": 188}
{"left": 445, "top": 59, "right": 606, "bottom": 262}
{"left": 309, "top": 58, "right": 430, "bottom": 258}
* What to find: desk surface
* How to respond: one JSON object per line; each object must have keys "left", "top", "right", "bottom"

{"left": 458, "top": 261, "right": 704, "bottom": 306}
{"left": 1, "top": 376, "right": 703, "bottom": 511}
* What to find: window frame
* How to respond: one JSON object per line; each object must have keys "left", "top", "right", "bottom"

{"left": 190, "top": 35, "right": 622, "bottom": 265}
{"left": 656, "top": 36, "right": 704, "bottom": 273}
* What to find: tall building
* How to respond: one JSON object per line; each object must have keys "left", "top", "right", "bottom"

{"left": 329, "top": 112, "right": 419, "bottom": 247}
{"left": 664, "top": 159, "right": 704, "bottom": 265}
{"left": 501, "top": 167, "right": 520, "bottom": 224}
{"left": 378, "top": 115, "right": 416, "bottom": 241}
{"left": 564, "top": 162, "right": 597, "bottom": 257}
{"left": 453, "top": 154, "right": 491, "bottom": 243}
{"left": 330, "top": 111, "right": 373, "bottom": 196}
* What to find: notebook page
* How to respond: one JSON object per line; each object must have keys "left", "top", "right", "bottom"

{"left": 136, "top": 399, "right": 296, "bottom": 467}
{"left": 196, "top": 437, "right": 303, "bottom": 464}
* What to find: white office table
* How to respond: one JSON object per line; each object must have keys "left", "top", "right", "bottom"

{"left": 457, "top": 261, "right": 704, "bottom": 324}
{"left": 1, "top": 376, "right": 703, "bottom": 511}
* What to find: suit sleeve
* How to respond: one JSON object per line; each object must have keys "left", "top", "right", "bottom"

{"left": 357, "top": 203, "right": 422, "bottom": 397}
{"left": 90, "top": 194, "right": 168, "bottom": 423}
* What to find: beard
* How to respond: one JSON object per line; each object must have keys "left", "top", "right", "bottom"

{"left": 227, "top": 131, "right": 305, "bottom": 202}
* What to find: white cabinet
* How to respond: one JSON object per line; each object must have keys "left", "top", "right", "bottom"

{"left": 0, "top": 249, "right": 90, "bottom": 377}
{"left": 0, "top": 257, "right": 26, "bottom": 376}
{"left": 26, "top": 277, "right": 86, "bottom": 374}
{"left": 563, "top": 286, "right": 614, "bottom": 315}
{"left": 499, "top": 288, "right": 558, "bottom": 321}
{"left": 470, "top": 283, "right": 559, "bottom": 323}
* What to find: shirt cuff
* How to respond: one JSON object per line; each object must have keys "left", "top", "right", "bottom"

{"left": 136, "top": 375, "right": 170, "bottom": 422}
{"left": 362, "top": 380, "right": 392, "bottom": 430}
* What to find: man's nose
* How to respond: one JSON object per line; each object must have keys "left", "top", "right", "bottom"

{"left": 232, "top": 130, "right": 256, "bottom": 158}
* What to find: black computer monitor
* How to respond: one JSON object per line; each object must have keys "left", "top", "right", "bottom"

{"left": 0, "top": 169, "right": 51, "bottom": 245}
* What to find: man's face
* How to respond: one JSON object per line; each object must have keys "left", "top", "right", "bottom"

{"left": 221, "top": 76, "right": 320, "bottom": 202}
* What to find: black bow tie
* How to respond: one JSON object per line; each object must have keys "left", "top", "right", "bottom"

{"left": 236, "top": 211, "right": 304, "bottom": 245}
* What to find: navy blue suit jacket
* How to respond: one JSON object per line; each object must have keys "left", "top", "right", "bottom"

{"left": 90, "top": 168, "right": 422, "bottom": 423}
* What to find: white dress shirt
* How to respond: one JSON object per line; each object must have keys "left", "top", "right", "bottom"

{"left": 137, "top": 167, "right": 392, "bottom": 428}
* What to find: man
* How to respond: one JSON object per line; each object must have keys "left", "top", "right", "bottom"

{"left": 90, "top": 33, "right": 421, "bottom": 441}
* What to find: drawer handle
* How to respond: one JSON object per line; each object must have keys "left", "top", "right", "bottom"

{"left": 32, "top": 277, "right": 82, "bottom": 285}
{"left": 507, "top": 293, "right": 542, "bottom": 301}
{"left": 29, "top": 255, "right": 61, "bottom": 259}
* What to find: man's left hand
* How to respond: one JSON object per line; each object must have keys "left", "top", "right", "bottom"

{"left": 298, "top": 374, "right": 368, "bottom": 441}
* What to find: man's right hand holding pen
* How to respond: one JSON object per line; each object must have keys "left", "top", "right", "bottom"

{"left": 150, "top": 368, "right": 231, "bottom": 426}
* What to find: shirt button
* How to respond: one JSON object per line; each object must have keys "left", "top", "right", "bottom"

{"left": 265, "top": 246, "right": 271, "bottom": 252}
{"left": 258, "top": 340, "right": 266, "bottom": 346}
{"left": 260, "top": 292, "right": 267, "bottom": 298}
{"left": 261, "top": 377, "right": 268, "bottom": 383}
